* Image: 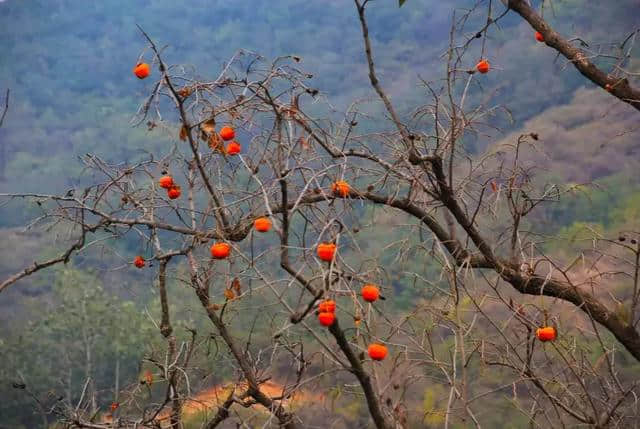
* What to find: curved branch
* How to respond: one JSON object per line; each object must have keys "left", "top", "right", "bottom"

{"left": 328, "top": 320, "right": 393, "bottom": 429}
{"left": 508, "top": 0, "right": 640, "bottom": 111}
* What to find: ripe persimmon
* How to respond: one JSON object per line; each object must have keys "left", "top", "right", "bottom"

{"left": 361, "top": 284, "right": 380, "bottom": 303}
{"left": 535, "top": 31, "right": 544, "bottom": 43}
{"left": 133, "top": 255, "right": 145, "bottom": 268}
{"left": 317, "top": 242, "right": 336, "bottom": 262}
{"left": 210, "top": 242, "right": 231, "bottom": 259}
{"left": 167, "top": 185, "right": 181, "bottom": 200}
{"left": 159, "top": 175, "right": 174, "bottom": 189}
{"left": 331, "top": 180, "right": 350, "bottom": 197}
{"left": 133, "top": 63, "right": 150, "bottom": 79}
{"left": 254, "top": 217, "right": 272, "bottom": 232}
{"left": 226, "top": 140, "right": 241, "bottom": 155}
{"left": 318, "top": 299, "right": 336, "bottom": 313}
{"left": 536, "top": 326, "right": 557, "bottom": 342}
{"left": 318, "top": 311, "right": 336, "bottom": 327}
{"left": 476, "top": 59, "right": 490, "bottom": 74}
{"left": 368, "top": 343, "right": 388, "bottom": 361}
{"left": 219, "top": 126, "right": 235, "bottom": 141}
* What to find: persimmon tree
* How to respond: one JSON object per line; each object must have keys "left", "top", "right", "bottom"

{"left": 2, "top": 1, "right": 640, "bottom": 428}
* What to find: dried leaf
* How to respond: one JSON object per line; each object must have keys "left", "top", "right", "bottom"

{"left": 177, "top": 86, "right": 193, "bottom": 98}
{"left": 207, "top": 303, "right": 222, "bottom": 311}
{"left": 179, "top": 125, "right": 188, "bottom": 141}
{"left": 224, "top": 288, "right": 235, "bottom": 301}
{"left": 208, "top": 133, "right": 226, "bottom": 157}
{"left": 201, "top": 118, "right": 216, "bottom": 135}
{"left": 231, "top": 277, "right": 242, "bottom": 295}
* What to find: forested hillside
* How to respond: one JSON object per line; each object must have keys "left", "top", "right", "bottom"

{"left": 1, "top": 0, "right": 639, "bottom": 428}
{"left": 1, "top": 0, "right": 637, "bottom": 201}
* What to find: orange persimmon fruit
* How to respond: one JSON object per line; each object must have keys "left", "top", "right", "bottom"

{"left": 133, "top": 63, "right": 150, "bottom": 79}
{"left": 476, "top": 59, "right": 490, "bottom": 74}
{"left": 159, "top": 175, "right": 174, "bottom": 189}
{"left": 210, "top": 242, "right": 231, "bottom": 259}
{"left": 318, "top": 299, "right": 336, "bottom": 313}
{"left": 361, "top": 284, "right": 380, "bottom": 303}
{"left": 536, "top": 326, "right": 557, "bottom": 342}
{"left": 331, "top": 180, "right": 350, "bottom": 197}
{"left": 167, "top": 185, "right": 181, "bottom": 200}
{"left": 226, "top": 140, "right": 241, "bottom": 155}
{"left": 219, "top": 126, "right": 235, "bottom": 141}
{"left": 368, "top": 343, "right": 388, "bottom": 361}
{"left": 133, "top": 255, "right": 145, "bottom": 268}
{"left": 254, "top": 217, "right": 272, "bottom": 232}
{"left": 318, "top": 311, "right": 336, "bottom": 327}
{"left": 317, "top": 242, "right": 336, "bottom": 262}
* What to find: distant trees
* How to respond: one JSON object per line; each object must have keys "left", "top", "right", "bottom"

{"left": 1, "top": 0, "right": 639, "bottom": 428}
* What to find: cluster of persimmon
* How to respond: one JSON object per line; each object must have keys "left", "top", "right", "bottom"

{"left": 159, "top": 175, "right": 181, "bottom": 200}
{"left": 317, "top": 299, "right": 336, "bottom": 327}
{"left": 315, "top": 282, "right": 387, "bottom": 359}
{"left": 218, "top": 126, "right": 242, "bottom": 155}
{"left": 132, "top": 62, "right": 242, "bottom": 154}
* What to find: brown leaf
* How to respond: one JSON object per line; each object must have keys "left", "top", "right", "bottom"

{"left": 208, "top": 133, "right": 226, "bottom": 157}
{"left": 179, "top": 125, "right": 188, "bottom": 141}
{"left": 231, "top": 277, "right": 242, "bottom": 295}
{"left": 224, "top": 288, "right": 235, "bottom": 301}
{"left": 201, "top": 118, "right": 216, "bottom": 136}
{"left": 177, "top": 86, "right": 193, "bottom": 98}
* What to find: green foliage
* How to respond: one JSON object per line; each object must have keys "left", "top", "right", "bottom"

{"left": 0, "top": 266, "right": 154, "bottom": 428}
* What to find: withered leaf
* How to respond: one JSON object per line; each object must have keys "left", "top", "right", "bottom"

{"left": 179, "top": 125, "right": 188, "bottom": 141}
{"left": 224, "top": 288, "right": 235, "bottom": 301}
{"left": 177, "top": 86, "right": 193, "bottom": 98}
{"left": 231, "top": 277, "right": 242, "bottom": 295}
{"left": 208, "top": 133, "right": 226, "bottom": 157}
{"left": 201, "top": 118, "right": 216, "bottom": 136}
